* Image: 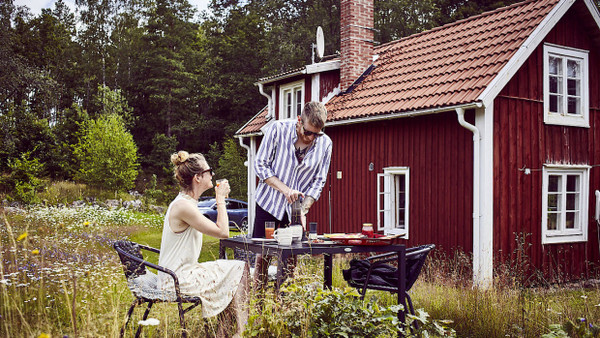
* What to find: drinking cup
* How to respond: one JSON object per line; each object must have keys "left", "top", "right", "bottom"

{"left": 309, "top": 222, "right": 318, "bottom": 240}
{"left": 265, "top": 221, "right": 276, "bottom": 239}
{"left": 273, "top": 229, "right": 293, "bottom": 246}
{"left": 216, "top": 179, "right": 227, "bottom": 187}
{"left": 289, "top": 225, "right": 303, "bottom": 242}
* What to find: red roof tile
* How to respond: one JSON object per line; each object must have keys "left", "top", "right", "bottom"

{"left": 236, "top": 106, "right": 269, "bottom": 135}
{"left": 236, "top": 0, "right": 561, "bottom": 135}
{"left": 326, "top": 0, "right": 560, "bottom": 122}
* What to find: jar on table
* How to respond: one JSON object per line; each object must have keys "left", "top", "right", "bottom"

{"left": 361, "top": 223, "right": 374, "bottom": 238}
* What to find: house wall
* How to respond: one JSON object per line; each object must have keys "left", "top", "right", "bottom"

{"left": 494, "top": 7, "right": 600, "bottom": 281}
{"left": 309, "top": 111, "right": 475, "bottom": 252}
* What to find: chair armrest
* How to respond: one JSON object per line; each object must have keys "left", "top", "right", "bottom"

{"left": 138, "top": 243, "right": 161, "bottom": 255}
{"left": 116, "top": 246, "right": 185, "bottom": 299}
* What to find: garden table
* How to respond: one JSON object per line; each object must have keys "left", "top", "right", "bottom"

{"left": 219, "top": 236, "right": 407, "bottom": 322}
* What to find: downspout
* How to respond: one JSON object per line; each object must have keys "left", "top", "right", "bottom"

{"left": 238, "top": 137, "right": 255, "bottom": 235}
{"left": 258, "top": 83, "right": 273, "bottom": 119}
{"left": 455, "top": 106, "right": 484, "bottom": 287}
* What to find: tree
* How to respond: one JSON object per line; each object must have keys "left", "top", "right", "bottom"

{"left": 217, "top": 138, "right": 247, "bottom": 200}
{"left": 73, "top": 88, "right": 139, "bottom": 191}
{"left": 375, "top": 0, "right": 439, "bottom": 43}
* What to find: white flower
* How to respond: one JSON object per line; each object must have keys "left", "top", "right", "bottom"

{"left": 138, "top": 318, "right": 160, "bottom": 326}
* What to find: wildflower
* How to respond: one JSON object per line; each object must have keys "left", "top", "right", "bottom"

{"left": 37, "top": 333, "right": 50, "bottom": 338}
{"left": 32, "top": 249, "right": 40, "bottom": 255}
{"left": 83, "top": 221, "right": 90, "bottom": 226}
{"left": 138, "top": 318, "right": 160, "bottom": 326}
{"left": 17, "top": 232, "right": 28, "bottom": 241}
{"left": 581, "top": 295, "right": 588, "bottom": 299}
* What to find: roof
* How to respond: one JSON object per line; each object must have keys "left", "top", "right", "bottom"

{"left": 236, "top": 105, "right": 269, "bottom": 136}
{"left": 327, "top": 0, "right": 562, "bottom": 122}
{"left": 237, "top": 0, "right": 597, "bottom": 135}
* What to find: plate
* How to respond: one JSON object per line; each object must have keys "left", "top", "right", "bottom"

{"left": 304, "top": 240, "right": 336, "bottom": 246}
{"left": 250, "top": 238, "right": 277, "bottom": 243}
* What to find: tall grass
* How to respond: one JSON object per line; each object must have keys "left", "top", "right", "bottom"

{"left": 2, "top": 203, "right": 600, "bottom": 337}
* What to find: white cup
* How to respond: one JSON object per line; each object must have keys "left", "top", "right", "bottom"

{"left": 289, "top": 225, "right": 303, "bottom": 242}
{"left": 274, "top": 228, "right": 293, "bottom": 246}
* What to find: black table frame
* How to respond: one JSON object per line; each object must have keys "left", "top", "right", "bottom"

{"left": 219, "top": 237, "right": 406, "bottom": 322}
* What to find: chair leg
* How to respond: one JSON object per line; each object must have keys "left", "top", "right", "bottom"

{"left": 178, "top": 301, "right": 188, "bottom": 338}
{"left": 405, "top": 294, "right": 419, "bottom": 331}
{"left": 134, "top": 301, "right": 154, "bottom": 338}
{"left": 120, "top": 298, "right": 141, "bottom": 338}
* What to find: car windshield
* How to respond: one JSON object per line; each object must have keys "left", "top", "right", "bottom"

{"left": 197, "top": 200, "right": 215, "bottom": 207}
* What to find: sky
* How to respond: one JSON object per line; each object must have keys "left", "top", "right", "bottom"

{"left": 14, "top": 0, "right": 211, "bottom": 17}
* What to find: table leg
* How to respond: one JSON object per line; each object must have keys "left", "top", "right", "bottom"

{"left": 275, "top": 251, "right": 290, "bottom": 293}
{"left": 397, "top": 248, "right": 406, "bottom": 324}
{"left": 323, "top": 253, "right": 332, "bottom": 290}
{"left": 219, "top": 242, "right": 226, "bottom": 259}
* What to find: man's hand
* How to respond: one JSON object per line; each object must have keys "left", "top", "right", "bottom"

{"left": 284, "top": 188, "right": 304, "bottom": 204}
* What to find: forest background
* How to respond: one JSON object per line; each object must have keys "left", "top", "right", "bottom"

{"left": 3, "top": 0, "right": 592, "bottom": 203}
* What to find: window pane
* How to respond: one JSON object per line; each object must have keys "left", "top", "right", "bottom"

{"left": 548, "top": 175, "right": 561, "bottom": 192}
{"left": 549, "top": 76, "right": 558, "bottom": 93}
{"left": 566, "top": 211, "right": 577, "bottom": 229}
{"left": 547, "top": 213, "right": 558, "bottom": 230}
{"left": 548, "top": 193, "right": 559, "bottom": 211}
{"left": 566, "top": 193, "right": 578, "bottom": 210}
{"left": 549, "top": 95, "right": 558, "bottom": 113}
{"left": 566, "top": 175, "right": 579, "bottom": 192}
{"left": 567, "top": 97, "right": 580, "bottom": 115}
{"left": 567, "top": 59, "right": 580, "bottom": 78}
{"left": 295, "top": 89, "right": 302, "bottom": 116}
{"left": 567, "top": 79, "right": 580, "bottom": 96}
{"left": 549, "top": 56, "right": 561, "bottom": 75}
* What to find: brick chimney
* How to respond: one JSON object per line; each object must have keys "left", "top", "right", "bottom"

{"left": 340, "top": 0, "right": 374, "bottom": 92}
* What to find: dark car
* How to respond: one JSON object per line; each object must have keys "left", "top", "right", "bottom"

{"left": 197, "top": 198, "right": 249, "bottom": 232}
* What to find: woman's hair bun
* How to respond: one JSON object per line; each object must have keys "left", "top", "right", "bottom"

{"left": 171, "top": 151, "right": 190, "bottom": 166}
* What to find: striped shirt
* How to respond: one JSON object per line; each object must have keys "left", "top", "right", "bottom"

{"left": 254, "top": 120, "right": 332, "bottom": 221}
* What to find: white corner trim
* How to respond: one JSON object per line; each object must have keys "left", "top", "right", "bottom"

{"left": 478, "top": 0, "right": 576, "bottom": 108}
{"left": 584, "top": 0, "right": 600, "bottom": 29}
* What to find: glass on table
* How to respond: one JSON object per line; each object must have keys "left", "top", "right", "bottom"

{"left": 309, "top": 222, "right": 318, "bottom": 240}
{"left": 265, "top": 221, "right": 275, "bottom": 239}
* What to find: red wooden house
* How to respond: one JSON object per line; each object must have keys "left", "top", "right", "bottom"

{"left": 235, "top": 0, "right": 600, "bottom": 286}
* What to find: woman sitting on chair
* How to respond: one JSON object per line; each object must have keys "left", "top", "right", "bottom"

{"left": 158, "top": 150, "right": 248, "bottom": 337}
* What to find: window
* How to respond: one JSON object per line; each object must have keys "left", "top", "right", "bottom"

{"left": 377, "top": 167, "right": 409, "bottom": 237}
{"left": 543, "top": 44, "right": 589, "bottom": 127}
{"left": 542, "top": 165, "right": 590, "bottom": 244}
{"left": 279, "top": 80, "right": 304, "bottom": 120}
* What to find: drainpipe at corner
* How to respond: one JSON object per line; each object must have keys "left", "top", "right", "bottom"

{"left": 456, "top": 106, "right": 488, "bottom": 288}
{"left": 257, "top": 83, "right": 273, "bottom": 119}
{"left": 238, "top": 137, "right": 256, "bottom": 235}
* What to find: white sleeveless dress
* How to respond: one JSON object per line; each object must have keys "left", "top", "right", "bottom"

{"left": 157, "top": 193, "right": 245, "bottom": 318}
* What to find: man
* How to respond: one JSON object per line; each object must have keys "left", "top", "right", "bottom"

{"left": 252, "top": 101, "right": 332, "bottom": 289}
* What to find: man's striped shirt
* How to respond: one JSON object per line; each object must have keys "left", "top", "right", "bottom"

{"left": 254, "top": 120, "right": 332, "bottom": 221}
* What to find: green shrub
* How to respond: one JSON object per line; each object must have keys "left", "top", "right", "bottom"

{"left": 3, "top": 151, "right": 45, "bottom": 204}
{"left": 73, "top": 114, "right": 139, "bottom": 192}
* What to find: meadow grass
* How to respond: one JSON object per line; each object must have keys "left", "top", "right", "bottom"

{"left": 2, "top": 203, "right": 600, "bottom": 337}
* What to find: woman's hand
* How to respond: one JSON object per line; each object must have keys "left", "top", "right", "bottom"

{"left": 215, "top": 179, "right": 230, "bottom": 200}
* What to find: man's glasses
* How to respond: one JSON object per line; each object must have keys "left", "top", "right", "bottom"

{"left": 199, "top": 168, "right": 214, "bottom": 176}
{"left": 301, "top": 122, "right": 324, "bottom": 137}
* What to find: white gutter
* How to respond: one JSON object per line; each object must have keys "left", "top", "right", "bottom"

{"left": 456, "top": 105, "right": 490, "bottom": 288}
{"left": 326, "top": 102, "right": 483, "bottom": 127}
{"left": 258, "top": 83, "right": 273, "bottom": 120}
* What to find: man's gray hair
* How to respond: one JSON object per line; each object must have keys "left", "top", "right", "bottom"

{"left": 301, "top": 102, "right": 327, "bottom": 129}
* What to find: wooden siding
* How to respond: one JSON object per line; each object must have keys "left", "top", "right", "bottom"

{"left": 310, "top": 111, "right": 475, "bottom": 253}
{"left": 494, "top": 6, "right": 600, "bottom": 281}
{"left": 320, "top": 70, "right": 340, "bottom": 101}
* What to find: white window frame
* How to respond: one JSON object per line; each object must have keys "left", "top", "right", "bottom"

{"left": 377, "top": 167, "right": 409, "bottom": 237}
{"left": 541, "top": 164, "right": 590, "bottom": 244}
{"left": 279, "top": 80, "right": 304, "bottom": 120}
{"left": 543, "top": 44, "right": 589, "bottom": 128}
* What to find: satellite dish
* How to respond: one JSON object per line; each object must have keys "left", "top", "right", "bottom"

{"left": 316, "top": 26, "right": 325, "bottom": 59}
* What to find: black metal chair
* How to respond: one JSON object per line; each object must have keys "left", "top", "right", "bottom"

{"left": 343, "top": 244, "right": 435, "bottom": 318}
{"left": 113, "top": 240, "right": 202, "bottom": 338}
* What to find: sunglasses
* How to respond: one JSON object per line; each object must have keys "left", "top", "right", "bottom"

{"left": 199, "top": 168, "right": 214, "bottom": 176}
{"left": 301, "top": 122, "right": 324, "bottom": 137}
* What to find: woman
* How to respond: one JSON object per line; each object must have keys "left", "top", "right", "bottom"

{"left": 158, "top": 150, "right": 248, "bottom": 337}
